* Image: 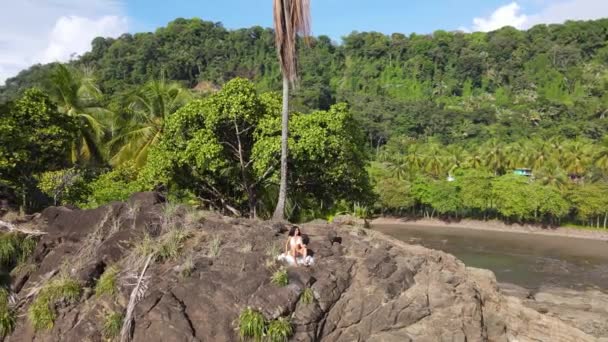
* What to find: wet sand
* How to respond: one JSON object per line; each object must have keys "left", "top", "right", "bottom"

{"left": 372, "top": 217, "right": 608, "bottom": 241}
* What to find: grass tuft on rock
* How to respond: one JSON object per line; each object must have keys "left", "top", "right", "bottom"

{"left": 238, "top": 307, "right": 265, "bottom": 341}
{"left": 0, "top": 288, "right": 15, "bottom": 337}
{"left": 265, "top": 242, "right": 281, "bottom": 259}
{"left": 270, "top": 268, "right": 289, "bottom": 287}
{"left": 266, "top": 317, "right": 293, "bottom": 342}
{"left": 95, "top": 265, "right": 119, "bottom": 297}
{"left": 134, "top": 233, "right": 156, "bottom": 258}
{"left": 28, "top": 277, "right": 81, "bottom": 331}
{"left": 300, "top": 287, "right": 314, "bottom": 305}
{"left": 208, "top": 235, "right": 222, "bottom": 258}
{"left": 180, "top": 256, "right": 195, "bottom": 278}
{"left": 157, "top": 228, "right": 192, "bottom": 261}
{"left": 0, "top": 233, "right": 38, "bottom": 267}
{"left": 102, "top": 310, "right": 123, "bottom": 340}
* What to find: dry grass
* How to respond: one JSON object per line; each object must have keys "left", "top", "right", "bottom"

{"left": 239, "top": 242, "right": 253, "bottom": 253}
{"left": 180, "top": 255, "right": 195, "bottom": 278}
{"left": 208, "top": 235, "right": 222, "bottom": 258}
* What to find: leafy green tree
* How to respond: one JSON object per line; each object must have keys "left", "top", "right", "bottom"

{"left": 568, "top": 183, "right": 608, "bottom": 228}
{"left": 255, "top": 102, "right": 372, "bottom": 216}
{"left": 428, "top": 180, "right": 461, "bottom": 216}
{"left": 373, "top": 176, "right": 414, "bottom": 213}
{"left": 37, "top": 169, "right": 90, "bottom": 206}
{"left": 455, "top": 169, "right": 494, "bottom": 219}
{"left": 86, "top": 163, "right": 143, "bottom": 208}
{"left": 0, "top": 89, "right": 77, "bottom": 211}
{"left": 140, "top": 78, "right": 273, "bottom": 217}
{"left": 492, "top": 174, "right": 536, "bottom": 222}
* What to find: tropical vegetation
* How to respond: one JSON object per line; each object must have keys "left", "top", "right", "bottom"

{"left": 1, "top": 17, "right": 608, "bottom": 228}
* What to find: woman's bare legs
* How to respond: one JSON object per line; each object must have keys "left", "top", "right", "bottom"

{"left": 290, "top": 245, "right": 299, "bottom": 266}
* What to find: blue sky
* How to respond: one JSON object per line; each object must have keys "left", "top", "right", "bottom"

{"left": 1, "top": 0, "right": 608, "bottom": 83}
{"left": 125, "top": 0, "right": 541, "bottom": 39}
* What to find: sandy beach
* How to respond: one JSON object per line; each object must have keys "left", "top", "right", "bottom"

{"left": 371, "top": 217, "right": 608, "bottom": 241}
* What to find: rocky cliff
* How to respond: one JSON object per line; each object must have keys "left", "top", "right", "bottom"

{"left": 1, "top": 193, "right": 598, "bottom": 341}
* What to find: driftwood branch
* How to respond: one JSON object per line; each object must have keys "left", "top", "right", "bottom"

{"left": 120, "top": 254, "right": 154, "bottom": 342}
{"left": 0, "top": 220, "right": 47, "bottom": 236}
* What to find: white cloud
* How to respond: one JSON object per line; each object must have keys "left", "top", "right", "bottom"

{"left": 467, "top": 0, "right": 608, "bottom": 32}
{"left": 526, "top": 0, "right": 608, "bottom": 27}
{"left": 42, "top": 15, "right": 128, "bottom": 63}
{"left": 0, "top": 0, "right": 129, "bottom": 85}
{"left": 473, "top": 2, "right": 528, "bottom": 32}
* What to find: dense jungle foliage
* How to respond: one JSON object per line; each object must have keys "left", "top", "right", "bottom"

{"left": 1, "top": 17, "right": 608, "bottom": 226}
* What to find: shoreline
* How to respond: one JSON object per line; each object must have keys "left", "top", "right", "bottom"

{"left": 371, "top": 217, "right": 608, "bottom": 241}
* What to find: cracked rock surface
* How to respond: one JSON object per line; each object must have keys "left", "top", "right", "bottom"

{"left": 5, "top": 192, "right": 598, "bottom": 341}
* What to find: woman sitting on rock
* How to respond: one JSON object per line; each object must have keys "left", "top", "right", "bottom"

{"left": 285, "top": 226, "right": 308, "bottom": 266}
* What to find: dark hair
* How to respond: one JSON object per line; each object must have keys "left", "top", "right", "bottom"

{"left": 288, "top": 226, "right": 301, "bottom": 236}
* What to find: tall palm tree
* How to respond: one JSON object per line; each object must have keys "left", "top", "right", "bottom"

{"left": 109, "top": 78, "right": 192, "bottom": 167}
{"left": 49, "top": 64, "right": 110, "bottom": 164}
{"left": 482, "top": 139, "right": 507, "bottom": 175}
{"left": 272, "top": 0, "right": 311, "bottom": 220}
{"left": 562, "top": 140, "right": 591, "bottom": 177}
{"left": 594, "top": 136, "right": 608, "bottom": 175}
{"left": 424, "top": 143, "right": 446, "bottom": 179}
{"left": 445, "top": 145, "right": 468, "bottom": 174}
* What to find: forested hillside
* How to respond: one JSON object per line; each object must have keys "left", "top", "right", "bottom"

{"left": 2, "top": 17, "right": 608, "bottom": 226}
{"left": 3, "top": 18, "right": 608, "bottom": 144}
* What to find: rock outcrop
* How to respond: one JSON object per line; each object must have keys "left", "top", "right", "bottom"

{"left": 3, "top": 193, "right": 598, "bottom": 341}
{"left": 499, "top": 283, "right": 608, "bottom": 341}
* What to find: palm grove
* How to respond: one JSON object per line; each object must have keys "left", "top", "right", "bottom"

{"left": 2, "top": 17, "right": 608, "bottom": 227}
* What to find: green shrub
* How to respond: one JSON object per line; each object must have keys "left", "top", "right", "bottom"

{"left": 270, "top": 268, "right": 289, "bottom": 287}
{"left": 266, "top": 317, "right": 292, "bottom": 342}
{"left": 300, "top": 287, "right": 314, "bottom": 305}
{"left": 0, "top": 235, "right": 17, "bottom": 266}
{"left": 103, "top": 311, "right": 123, "bottom": 340}
{"left": 0, "top": 233, "right": 38, "bottom": 267}
{"left": 85, "top": 163, "right": 145, "bottom": 208}
{"left": 238, "top": 307, "right": 265, "bottom": 341}
{"left": 28, "top": 277, "right": 81, "bottom": 330}
{"left": 0, "top": 288, "right": 15, "bottom": 337}
{"left": 95, "top": 266, "right": 119, "bottom": 297}
{"left": 36, "top": 168, "right": 91, "bottom": 206}
{"left": 19, "top": 236, "right": 37, "bottom": 263}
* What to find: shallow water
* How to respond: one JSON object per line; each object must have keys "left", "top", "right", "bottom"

{"left": 373, "top": 224, "right": 608, "bottom": 291}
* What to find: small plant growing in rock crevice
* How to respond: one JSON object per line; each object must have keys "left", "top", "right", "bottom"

{"left": 265, "top": 242, "right": 281, "bottom": 259}
{"left": 300, "top": 287, "right": 314, "bottom": 305}
{"left": 134, "top": 233, "right": 156, "bottom": 258}
{"left": 238, "top": 307, "right": 265, "bottom": 341}
{"left": 208, "top": 235, "right": 222, "bottom": 258}
{"left": 95, "top": 265, "right": 119, "bottom": 297}
{"left": 180, "top": 256, "right": 195, "bottom": 278}
{"left": 102, "top": 310, "right": 123, "bottom": 340}
{"left": 240, "top": 242, "right": 253, "bottom": 253}
{"left": 270, "top": 268, "right": 289, "bottom": 287}
{"left": 266, "top": 317, "right": 293, "bottom": 342}
{"left": 157, "top": 228, "right": 192, "bottom": 261}
{"left": 0, "top": 288, "right": 15, "bottom": 337}
{"left": 28, "top": 277, "right": 81, "bottom": 331}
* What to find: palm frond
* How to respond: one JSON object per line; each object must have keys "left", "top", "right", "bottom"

{"left": 273, "top": 0, "right": 311, "bottom": 84}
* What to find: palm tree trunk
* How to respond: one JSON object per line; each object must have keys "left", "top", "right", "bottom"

{"left": 273, "top": 76, "right": 290, "bottom": 221}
